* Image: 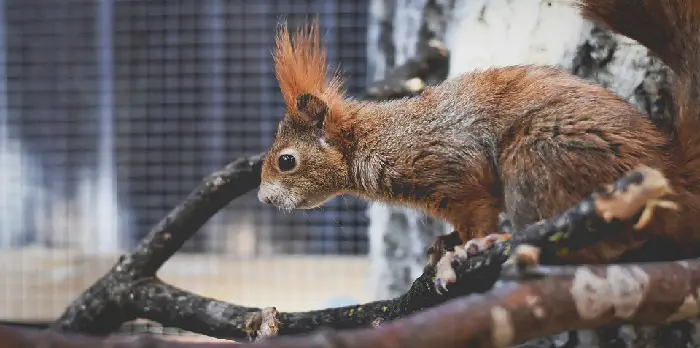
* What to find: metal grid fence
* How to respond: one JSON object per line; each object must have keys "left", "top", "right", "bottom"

{"left": 2, "top": 0, "right": 370, "bottom": 255}
{"left": 0, "top": 0, "right": 372, "bottom": 330}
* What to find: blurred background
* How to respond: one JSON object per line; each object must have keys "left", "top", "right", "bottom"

{"left": 0, "top": 0, "right": 376, "bottom": 337}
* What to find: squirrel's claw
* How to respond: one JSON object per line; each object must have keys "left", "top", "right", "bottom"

{"left": 434, "top": 250, "right": 457, "bottom": 294}
{"left": 433, "top": 233, "right": 511, "bottom": 294}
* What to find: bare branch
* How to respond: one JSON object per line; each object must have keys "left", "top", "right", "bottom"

{"left": 362, "top": 38, "right": 449, "bottom": 101}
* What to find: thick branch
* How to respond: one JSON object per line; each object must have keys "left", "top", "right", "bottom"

{"left": 98, "top": 251, "right": 488, "bottom": 340}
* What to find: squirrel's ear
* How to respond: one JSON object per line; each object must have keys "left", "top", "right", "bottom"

{"left": 295, "top": 93, "right": 328, "bottom": 128}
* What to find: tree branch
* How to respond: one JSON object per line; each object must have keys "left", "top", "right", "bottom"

{"left": 362, "top": 37, "right": 450, "bottom": 101}
{"left": 363, "top": 0, "right": 451, "bottom": 102}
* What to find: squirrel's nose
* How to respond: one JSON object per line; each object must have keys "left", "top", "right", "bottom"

{"left": 258, "top": 190, "right": 273, "bottom": 205}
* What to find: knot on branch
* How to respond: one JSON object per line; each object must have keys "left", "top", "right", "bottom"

{"left": 245, "top": 307, "right": 281, "bottom": 342}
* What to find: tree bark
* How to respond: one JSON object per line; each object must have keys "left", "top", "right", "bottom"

{"left": 365, "top": 0, "right": 697, "bottom": 347}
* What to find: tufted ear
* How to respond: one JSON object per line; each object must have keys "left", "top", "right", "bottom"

{"left": 295, "top": 93, "right": 328, "bottom": 128}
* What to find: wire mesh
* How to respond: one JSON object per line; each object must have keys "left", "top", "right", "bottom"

{"left": 0, "top": 0, "right": 372, "bottom": 333}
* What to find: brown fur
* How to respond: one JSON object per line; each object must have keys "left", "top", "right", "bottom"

{"left": 259, "top": 1, "right": 700, "bottom": 264}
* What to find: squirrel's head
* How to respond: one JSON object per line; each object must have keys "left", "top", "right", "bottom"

{"left": 258, "top": 21, "right": 352, "bottom": 210}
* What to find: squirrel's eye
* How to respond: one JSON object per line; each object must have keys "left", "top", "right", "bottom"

{"left": 278, "top": 154, "right": 296, "bottom": 172}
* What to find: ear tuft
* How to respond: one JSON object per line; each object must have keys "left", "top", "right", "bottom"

{"left": 296, "top": 93, "right": 328, "bottom": 126}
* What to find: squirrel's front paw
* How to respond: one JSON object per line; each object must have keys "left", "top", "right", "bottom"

{"left": 434, "top": 233, "right": 511, "bottom": 294}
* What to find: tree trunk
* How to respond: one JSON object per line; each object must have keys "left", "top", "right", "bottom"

{"left": 365, "top": 0, "right": 700, "bottom": 347}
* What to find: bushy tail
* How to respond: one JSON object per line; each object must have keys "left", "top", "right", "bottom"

{"left": 574, "top": 0, "right": 700, "bottom": 187}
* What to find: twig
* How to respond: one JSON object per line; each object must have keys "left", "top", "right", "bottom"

{"left": 362, "top": 38, "right": 450, "bottom": 100}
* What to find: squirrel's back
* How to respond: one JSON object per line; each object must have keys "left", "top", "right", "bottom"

{"left": 351, "top": 64, "right": 673, "bottom": 236}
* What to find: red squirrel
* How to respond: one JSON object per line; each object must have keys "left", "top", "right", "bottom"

{"left": 258, "top": 0, "right": 700, "bottom": 290}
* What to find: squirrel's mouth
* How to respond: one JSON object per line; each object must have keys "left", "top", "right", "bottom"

{"left": 258, "top": 181, "right": 323, "bottom": 211}
{"left": 266, "top": 197, "right": 319, "bottom": 211}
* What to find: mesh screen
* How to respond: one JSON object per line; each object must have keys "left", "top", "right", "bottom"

{"left": 3, "top": 0, "right": 370, "bottom": 255}
{"left": 0, "top": 0, "right": 372, "bottom": 330}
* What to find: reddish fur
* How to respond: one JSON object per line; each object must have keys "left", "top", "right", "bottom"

{"left": 260, "top": 1, "right": 700, "bottom": 264}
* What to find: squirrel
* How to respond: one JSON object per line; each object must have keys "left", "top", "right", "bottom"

{"left": 258, "top": 0, "right": 700, "bottom": 291}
